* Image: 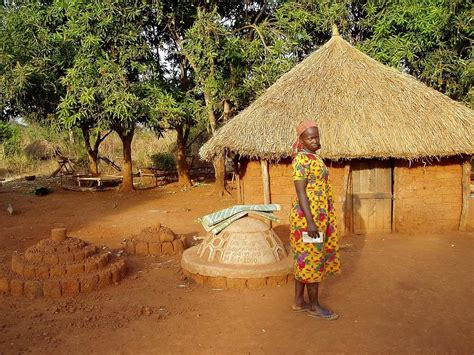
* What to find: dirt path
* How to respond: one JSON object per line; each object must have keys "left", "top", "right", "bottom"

{"left": 0, "top": 178, "right": 473, "bottom": 354}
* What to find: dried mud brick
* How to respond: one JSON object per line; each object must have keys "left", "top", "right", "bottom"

{"left": 61, "top": 279, "right": 80, "bottom": 296}
{"left": 80, "top": 275, "right": 99, "bottom": 293}
{"left": 10, "top": 280, "right": 24, "bottom": 296}
{"left": 161, "top": 242, "right": 174, "bottom": 255}
{"left": 43, "top": 280, "right": 62, "bottom": 298}
{"left": 135, "top": 242, "right": 149, "bottom": 256}
{"left": 24, "top": 281, "right": 43, "bottom": 299}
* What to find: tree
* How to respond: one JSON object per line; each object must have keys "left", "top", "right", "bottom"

{"left": 58, "top": 0, "right": 162, "bottom": 191}
{"left": 0, "top": 1, "right": 72, "bottom": 123}
{"left": 359, "top": 0, "right": 473, "bottom": 107}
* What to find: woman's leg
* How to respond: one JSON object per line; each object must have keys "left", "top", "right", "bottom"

{"left": 307, "top": 282, "right": 338, "bottom": 319}
{"left": 294, "top": 280, "right": 306, "bottom": 307}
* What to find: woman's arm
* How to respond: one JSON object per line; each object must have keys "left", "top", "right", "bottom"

{"left": 294, "top": 179, "right": 319, "bottom": 237}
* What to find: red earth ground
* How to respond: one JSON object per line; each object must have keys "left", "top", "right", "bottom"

{"left": 0, "top": 176, "right": 473, "bottom": 354}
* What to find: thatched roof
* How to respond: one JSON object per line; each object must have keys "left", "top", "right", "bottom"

{"left": 200, "top": 29, "right": 474, "bottom": 161}
{"left": 24, "top": 139, "right": 58, "bottom": 160}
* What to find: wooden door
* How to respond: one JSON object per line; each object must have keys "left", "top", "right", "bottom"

{"left": 352, "top": 160, "right": 392, "bottom": 234}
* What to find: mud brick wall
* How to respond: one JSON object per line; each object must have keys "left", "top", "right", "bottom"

{"left": 394, "top": 158, "right": 463, "bottom": 232}
{"left": 241, "top": 159, "right": 346, "bottom": 227}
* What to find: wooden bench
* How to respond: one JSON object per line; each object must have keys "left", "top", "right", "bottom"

{"left": 76, "top": 175, "right": 123, "bottom": 187}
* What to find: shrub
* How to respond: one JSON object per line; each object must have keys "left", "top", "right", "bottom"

{"left": 150, "top": 152, "right": 175, "bottom": 171}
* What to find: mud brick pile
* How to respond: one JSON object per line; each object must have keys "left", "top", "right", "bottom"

{"left": 125, "top": 224, "right": 186, "bottom": 256}
{"left": 0, "top": 228, "right": 126, "bottom": 299}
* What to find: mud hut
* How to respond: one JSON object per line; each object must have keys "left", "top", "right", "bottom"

{"left": 200, "top": 26, "right": 474, "bottom": 234}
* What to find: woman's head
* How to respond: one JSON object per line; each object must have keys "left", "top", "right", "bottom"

{"left": 299, "top": 126, "right": 320, "bottom": 152}
{"left": 292, "top": 120, "right": 320, "bottom": 157}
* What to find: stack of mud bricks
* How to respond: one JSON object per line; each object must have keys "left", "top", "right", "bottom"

{"left": 182, "top": 270, "right": 293, "bottom": 290}
{"left": 0, "top": 228, "right": 126, "bottom": 299}
{"left": 125, "top": 224, "right": 186, "bottom": 256}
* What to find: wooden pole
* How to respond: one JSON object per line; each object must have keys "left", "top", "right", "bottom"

{"left": 459, "top": 158, "right": 471, "bottom": 231}
{"left": 340, "top": 163, "right": 351, "bottom": 235}
{"left": 391, "top": 161, "right": 397, "bottom": 233}
{"left": 261, "top": 159, "right": 270, "bottom": 204}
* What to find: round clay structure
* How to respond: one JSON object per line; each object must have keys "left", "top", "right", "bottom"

{"left": 125, "top": 224, "right": 186, "bottom": 256}
{"left": 0, "top": 229, "right": 127, "bottom": 299}
{"left": 181, "top": 216, "right": 293, "bottom": 289}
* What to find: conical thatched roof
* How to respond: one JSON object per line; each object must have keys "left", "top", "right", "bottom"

{"left": 200, "top": 31, "right": 474, "bottom": 162}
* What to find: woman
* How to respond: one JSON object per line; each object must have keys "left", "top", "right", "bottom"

{"left": 289, "top": 120, "right": 340, "bottom": 320}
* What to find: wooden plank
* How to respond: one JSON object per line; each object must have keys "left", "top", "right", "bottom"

{"left": 459, "top": 158, "right": 471, "bottom": 231}
{"left": 356, "top": 192, "right": 392, "bottom": 199}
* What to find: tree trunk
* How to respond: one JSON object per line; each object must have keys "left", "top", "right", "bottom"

{"left": 81, "top": 127, "right": 99, "bottom": 175}
{"left": 117, "top": 129, "right": 134, "bottom": 192}
{"left": 87, "top": 150, "right": 99, "bottom": 175}
{"left": 204, "top": 91, "right": 226, "bottom": 196}
{"left": 176, "top": 124, "right": 191, "bottom": 186}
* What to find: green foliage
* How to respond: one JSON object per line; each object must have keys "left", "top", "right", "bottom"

{"left": 150, "top": 152, "right": 176, "bottom": 171}
{"left": 359, "top": 0, "right": 473, "bottom": 106}
{"left": 0, "top": 121, "right": 15, "bottom": 143}
{"left": 0, "top": 1, "right": 73, "bottom": 122}
{"left": 0, "top": 121, "right": 20, "bottom": 155}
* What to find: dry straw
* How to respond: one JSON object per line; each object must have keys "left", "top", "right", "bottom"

{"left": 200, "top": 27, "right": 474, "bottom": 162}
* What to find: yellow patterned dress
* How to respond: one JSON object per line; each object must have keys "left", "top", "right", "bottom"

{"left": 289, "top": 151, "right": 340, "bottom": 283}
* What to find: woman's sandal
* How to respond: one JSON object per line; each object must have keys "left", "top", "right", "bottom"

{"left": 307, "top": 309, "right": 339, "bottom": 320}
{"left": 291, "top": 303, "right": 310, "bottom": 312}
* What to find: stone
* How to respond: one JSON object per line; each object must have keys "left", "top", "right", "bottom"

{"left": 10, "top": 280, "right": 24, "bottom": 296}
{"left": 43, "top": 280, "right": 61, "bottom": 298}
{"left": 61, "top": 279, "right": 80, "bottom": 296}
{"left": 24, "top": 281, "right": 43, "bottom": 299}
{"left": 148, "top": 242, "right": 162, "bottom": 255}
{"left": 161, "top": 242, "right": 174, "bottom": 255}
{"left": 135, "top": 242, "right": 149, "bottom": 256}
{"left": 51, "top": 228, "right": 67, "bottom": 242}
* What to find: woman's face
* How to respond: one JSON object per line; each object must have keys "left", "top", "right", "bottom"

{"left": 299, "top": 127, "right": 321, "bottom": 152}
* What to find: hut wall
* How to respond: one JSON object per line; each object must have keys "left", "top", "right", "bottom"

{"left": 241, "top": 159, "right": 346, "bottom": 227}
{"left": 394, "top": 158, "right": 463, "bottom": 232}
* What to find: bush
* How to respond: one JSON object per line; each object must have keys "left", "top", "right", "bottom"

{"left": 150, "top": 152, "right": 175, "bottom": 171}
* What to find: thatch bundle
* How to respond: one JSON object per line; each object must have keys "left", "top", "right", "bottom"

{"left": 24, "top": 139, "right": 58, "bottom": 160}
{"left": 200, "top": 30, "right": 474, "bottom": 162}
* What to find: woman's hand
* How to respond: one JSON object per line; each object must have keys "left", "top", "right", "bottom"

{"left": 306, "top": 220, "right": 320, "bottom": 238}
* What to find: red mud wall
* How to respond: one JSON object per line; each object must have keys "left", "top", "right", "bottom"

{"left": 394, "top": 158, "right": 462, "bottom": 232}
{"left": 241, "top": 159, "right": 346, "bottom": 228}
